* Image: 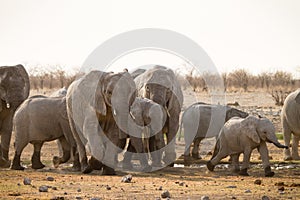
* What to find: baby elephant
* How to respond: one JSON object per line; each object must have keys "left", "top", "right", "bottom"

{"left": 11, "top": 96, "right": 79, "bottom": 170}
{"left": 207, "top": 116, "right": 288, "bottom": 177}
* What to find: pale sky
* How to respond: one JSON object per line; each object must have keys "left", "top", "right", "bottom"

{"left": 0, "top": 0, "right": 300, "bottom": 76}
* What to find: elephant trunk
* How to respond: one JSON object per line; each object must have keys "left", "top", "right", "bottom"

{"left": 272, "top": 141, "right": 288, "bottom": 149}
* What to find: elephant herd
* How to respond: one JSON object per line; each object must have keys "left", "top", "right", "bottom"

{"left": 0, "top": 64, "right": 299, "bottom": 177}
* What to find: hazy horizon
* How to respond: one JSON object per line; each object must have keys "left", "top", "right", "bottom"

{"left": 1, "top": 0, "right": 300, "bottom": 77}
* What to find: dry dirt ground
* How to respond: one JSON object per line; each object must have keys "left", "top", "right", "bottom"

{"left": 0, "top": 90, "right": 299, "bottom": 199}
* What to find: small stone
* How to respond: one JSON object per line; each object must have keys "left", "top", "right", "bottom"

{"left": 179, "top": 182, "right": 184, "bottom": 186}
{"left": 232, "top": 197, "right": 236, "bottom": 199}
{"left": 52, "top": 187, "right": 58, "bottom": 190}
{"left": 245, "top": 189, "right": 251, "bottom": 193}
{"left": 201, "top": 195, "right": 209, "bottom": 200}
{"left": 262, "top": 195, "right": 270, "bottom": 200}
{"left": 121, "top": 174, "right": 132, "bottom": 183}
{"left": 275, "top": 182, "right": 285, "bottom": 186}
{"left": 39, "top": 185, "right": 49, "bottom": 192}
{"left": 47, "top": 177, "right": 55, "bottom": 181}
{"left": 254, "top": 179, "right": 262, "bottom": 185}
{"left": 76, "top": 197, "right": 83, "bottom": 200}
{"left": 64, "top": 192, "right": 68, "bottom": 195}
{"left": 278, "top": 186, "right": 284, "bottom": 191}
{"left": 23, "top": 177, "right": 31, "bottom": 185}
{"left": 106, "top": 185, "right": 111, "bottom": 190}
{"left": 226, "top": 185, "right": 237, "bottom": 188}
{"left": 158, "top": 186, "right": 163, "bottom": 190}
{"left": 90, "top": 198, "right": 101, "bottom": 200}
{"left": 161, "top": 190, "right": 171, "bottom": 198}
{"left": 77, "top": 188, "right": 81, "bottom": 192}
{"left": 279, "top": 191, "right": 285, "bottom": 195}
{"left": 17, "top": 183, "right": 21, "bottom": 186}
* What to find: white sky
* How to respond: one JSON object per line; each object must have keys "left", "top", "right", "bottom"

{"left": 0, "top": 0, "right": 300, "bottom": 76}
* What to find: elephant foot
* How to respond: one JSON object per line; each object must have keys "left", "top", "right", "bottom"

{"left": 88, "top": 157, "right": 103, "bottom": 170}
{"left": 239, "top": 168, "right": 249, "bottom": 176}
{"left": 206, "top": 161, "right": 215, "bottom": 171}
{"left": 192, "top": 153, "right": 202, "bottom": 160}
{"left": 102, "top": 166, "right": 116, "bottom": 175}
{"left": 184, "top": 155, "right": 193, "bottom": 166}
{"left": 32, "top": 162, "right": 45, "bottom": 169}
{"left": 292, "top": 155, "right": 300, "bottom": 160}
{"left": 52, "top": 156, "right": 61, "bottom": 168}
{"left": 232, "top": 167, "right": 240, "bottom": 173}
{"left": 0, "top": 157, "right": 11, "bottom": 168}
{"left": 11, "top": 164, "right": 25, "bottom": 170}
{"left": 81, "top": 164, "right": 93, "bottom": 174}
{"left": 122, "top": 161, "right": 133, "bottom": 171}
{"left": 141, "top": 164, "right": 152, "bottom": 172}
{"left": 264, "top": 166, "right": 275, "bottom": 177}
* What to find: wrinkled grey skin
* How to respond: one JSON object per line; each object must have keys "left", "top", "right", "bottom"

{"left": 132, "top": 66, "right": 183, "bottom": 167}
{"left": 207, "top": 116, "right": 288, "bottom": 177}
{"left": 50, "top": 87, "right": 67, "bottom": 97}
{"left": 0, "top": 64, "right": 30, "bottom": 168}
{"left": 121, "top": 97, "right": 167, "bottom": 171}
{"left": 11, "top": 96, "right": 79, "bottom": 170}
{"left": 281, "top": 89, "right": 300, "bottom": 160}
{"left": 66, "top": 70, "right": 136, "bottom": 175}
{"left": 180, "top": 103, "right": 248, "bottom": 162}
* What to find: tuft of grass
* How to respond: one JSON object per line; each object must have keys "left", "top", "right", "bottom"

{"left": 276, "top": 132, "right": 283, "bottom": 140}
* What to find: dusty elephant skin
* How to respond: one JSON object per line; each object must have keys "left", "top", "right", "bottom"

{"left": 132, "top": 66, "right": 183, "bottom": 167}
{"left": 66, "top": 70, "right": 136, "bottom": 175}
{"left": 11, "top": 96, "right": 79, "bottom": 170}
{"left": 180, "top": 103, "right": 248, "bottom": 162}
{"left": 281, "top": 89, "right": 300, "bottom": 161}
{"left": 0, "top": 64, "right": 30, "bottom": 168}
{"left": 121, "top": 97, "right": 167, "bottom": 171}
{"left": 207, "top": 115, "right": 288, "bottom": 177}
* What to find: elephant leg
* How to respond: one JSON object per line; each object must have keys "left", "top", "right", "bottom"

{"left": 258, "top": 142, "right": 274, "bottom": 177}
{"left": 102, "top": 143, "right": 117, "bottom": 175}
{"left": 292, "top": 135, "right": 300, "bottom": 160}
{"left": 163, "top": 123, "right": 178, "bottom": 166}
{"left": 282, "top": 117, "right": 292, "bottom": 160}
{"left": 31, "top": 142, "right": 45, "bottom": 169}
{"left": 192, "top": 138, "right": 202, "bottom": 159}
{"left": 130, "top": 136, "right": 151, "bottom": 171}
{"left": 88, "top": 156, "right": 103, "bottom": 170}
{"left": 72, "top": 148, "right": 81, "bottom": 171}
{"left": 0, "top": 113, "right": 13, "bottom": 161}
{"left": 122, "top": 139, "right": 134, "bottom": 170}
{"left": 207, "top": 146, "right": 228, "bottom": 172}
{"left": 149, "top": 135, "right": 163, "bottom": 167}
{"left": 239, "top": 148, "right": 252, "bottom": 176}
{"left": 53, "top": 137, "right": 71, "bottom": 168}
{"left": 231, "top": 153, "right": 240, "bottom": 173}
{"left": 11, "top": 140, "right": 28, "bottom": 170}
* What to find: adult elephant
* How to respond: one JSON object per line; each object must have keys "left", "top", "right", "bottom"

{"left": 180, "top": 103, "right": 248, "bottom": 163}
{"left": 132, "top": 66, "right": 183, "bottom": 167}
{"left": 0, "top": 64, "right": 30, "bottom": 167}
{"left": 282, "top": 89, "right": 300, "bottom": 160}
{"left": 207, "top": 116, "right": 288, "bottom": 177}
{"left": 66, "top": 70, "right": 136, "bottom": 175}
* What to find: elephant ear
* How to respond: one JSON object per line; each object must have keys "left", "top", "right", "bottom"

{"left": 15, "top": 64, "right": 30, "bottom": 99}
{"left": 295, "top": 90, "right": 300, "bottom": 104}
{"left": 78, "top": 71, "right": 108, "bottom": 116}
{"left": 167, "top": 69, "right": 183, "bottom": 111}
{"left": 241, "top": 116, "right": 260, "bottom": 144}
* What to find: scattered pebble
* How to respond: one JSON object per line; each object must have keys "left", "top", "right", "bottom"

{"left": 158, "top": 186, "right": 163, "bottom": 191}
{"left": 278, "top": 186, "right": 284, "bottom": 191}
{"left": 50, "top": 197, "right": 65, "bottom": 200}
{"left": 245, "top": 189, "right": 251, "bottom": 193}
{"left": 17, "top": 183, "right": 21, "bottom": 186}
{"left": 290, "top": 183, "right": 300, "bottom": 187}
{"left": 52, "top": 187, "right": 58, "bottom": 190}
{"left": 161, "top": 190, "right": 171, "bottom": 199}
{"left": 275, "top": 182, "right": 285, "bottom": 186}
{"left": 23, "top": 177, "right": 31, "bottom": 185}
{"left": 106, "top": 185, "right": 111, "bottom": 190}
{"left": 90, "top": 198, "right": 101, "bottom": 200}
{"left": 121, "top": 174, "right": 132, "bottom": 183}
{"left": 201, "top": 195, "right": 209, "bottom": 200}
{"left": 39, "top": 185, "right": 49, "bottom": 192}
{"left": 232, "top": 197, "right": 236, "bottom": 199}
{"left": 75, "top": 197, "right": 83, "bottom": 200}
{"left": 77, "top": 188, "right": 81, "bottom": 192}
{"left": 226, "top": 185, "right": 237, "bottom": 188}
{"left": 47, "top": 177, "right": 55, "bottom": 181}
{"left": 261, "top": 195, "right": 270, "bottom": 200}
{"left": 254, "top": 179, "right": 262, "bottom": 185}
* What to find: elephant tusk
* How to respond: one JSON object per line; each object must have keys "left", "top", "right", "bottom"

{"left": 129, "top": 111, "right": 136, "bottom": 120}
{"left": 6, "top": 103, "right": 10, "bottom": 109}
{"left": 113, "top": 109, "right": 117, "bottom": 116}
{"left": 164, "top": 106, "right": 170, "bottom": 117}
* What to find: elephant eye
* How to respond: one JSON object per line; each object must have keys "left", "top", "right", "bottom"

{"left": 145, "top": 86, "right": 150, "bottom": 92}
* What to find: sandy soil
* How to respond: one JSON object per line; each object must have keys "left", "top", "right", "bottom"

{"left": 0, "top": 90, "right": 299, "bottom": 199}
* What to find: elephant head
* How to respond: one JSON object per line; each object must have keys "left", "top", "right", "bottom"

{"left": 241, "top": 116, "right": 287, "bottom": 148}
{"left": 0, "top": 65, "right": 30, "bottom": 111}
{"left": 225, "top": 107, "right": 248, "bottom": 122}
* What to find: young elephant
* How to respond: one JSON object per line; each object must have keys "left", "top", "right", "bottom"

{"left": 121, "top": 97, "right": 167, "bottom": 170}
{"left": 11, "top": 96, "right": 79, "bottom": 170}
{"left": 207, "top": 116, "right": 288, "bottom": 177}
{"left": 180, "top": 103, "right": 248, "bottom": 162}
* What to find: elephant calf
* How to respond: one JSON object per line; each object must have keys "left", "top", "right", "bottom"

{"left": 180, "top": 103, "right": 248, "bottom": 163}
{"left": 207, "top": 116, "right": 288, "bottom": 177}
{"left": 11, "top": 96, "right": 79, "bottom": 170}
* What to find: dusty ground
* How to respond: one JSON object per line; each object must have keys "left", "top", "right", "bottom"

{"left": 0, "top": 89, "right": 299, "bottom": 199}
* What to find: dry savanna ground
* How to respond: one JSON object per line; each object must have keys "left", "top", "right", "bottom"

{"left": 0, "top": 89, "right": 300, "bottom": 199}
